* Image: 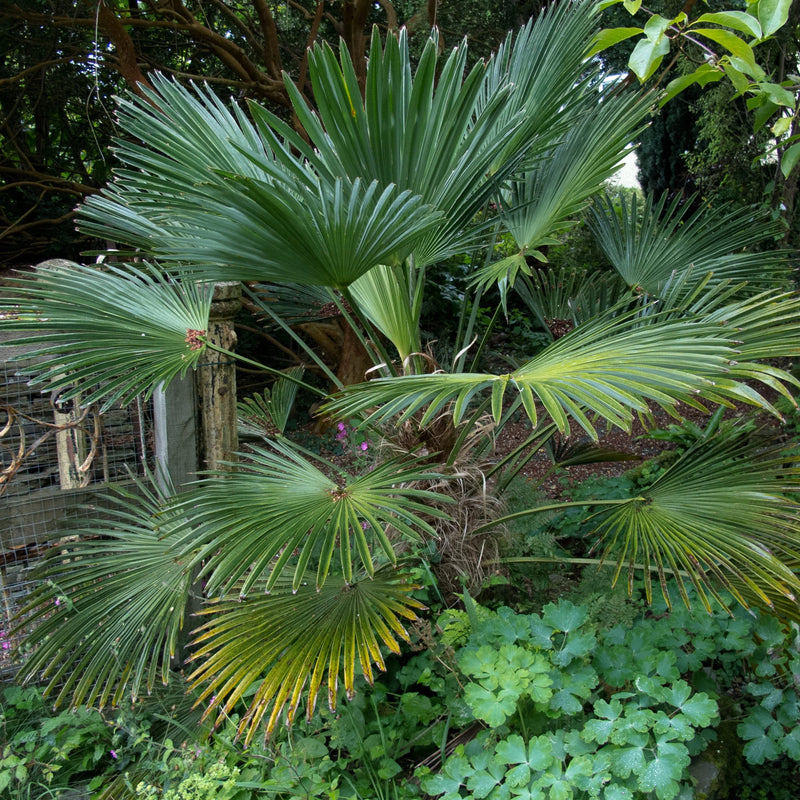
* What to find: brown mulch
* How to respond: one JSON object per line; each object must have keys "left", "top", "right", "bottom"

{"left": 493, "top": 399, "right": 788, "bottom": 500}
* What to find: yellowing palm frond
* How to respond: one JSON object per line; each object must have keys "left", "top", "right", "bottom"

{"left": 190, "top": 568, "right": 424, "bottom": 742}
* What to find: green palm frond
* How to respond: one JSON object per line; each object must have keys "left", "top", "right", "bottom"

{"left": 171, "top": 440, "right": 449, "bottom": 594}
{"left": 266, "top": 28, "right": 520, "bottom": 268}
{"left": 702, "top": 290, "right": 800, "bottom": 362}
{"left": 0, "top": 261, "right": 212, "bottom": 410}
{"left": 592, "top": 432, "right": 800, "bottom": 617}
{"left": 513, "top": 267, "right": 631, "bottom": 332}
{"left": 589, "top": 192, "right": 791, "bottom": 297}
{"left": 256, "top": 4, "right": 601, "bottom": 269}
{"left": 79, "top": 76, "right": 442, "bottom": 288}
{"left": 477, "top": 1, "right": 599, "bottom": 161}
{"left": 480, "top": 90, "right": 647, "bottom": 282}
{"left": 324, "top": 309, "right": 789, "bottom": 439}
{"left": 349, "top": 264, "right": 420, "bottom": 363}
{"left": 189, "top": 568, "right": 424, "bottom": 742}
{"left": 238, "top": 366, "right": 305, "bottom": 437}
{"left": 13, "top": 483, "right": 191, "bottom": 708}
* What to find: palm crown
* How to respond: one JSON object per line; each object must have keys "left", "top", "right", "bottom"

{"left": 2, "top": 0, "right": 800, "bottom": 743}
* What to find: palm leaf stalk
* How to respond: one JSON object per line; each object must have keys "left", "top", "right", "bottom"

{"left": 324, "top": 307, "right": 796, "bottom": 439}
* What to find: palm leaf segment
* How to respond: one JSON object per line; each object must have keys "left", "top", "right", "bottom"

{"left": 79, "top": 76, "right": 441, "bottom": 288}
{"left": 190, "top": 569, "right": 424, "bottom": 742}
{"left": 325, "top": 308, "right": 793, "bottom": 440}
{"left": 0, "top": 261, "right": 212, "bottom": 411}
{"left": 14, "top": 483, "right": 191, "bottom": 709}
{"left": 171, "top": 439, "right": 449, "bottom": 594}
{"left": 592, "top": 433, "right": 800, "bottom": 619}
{"left": 589, "top": 192, "right": 792, "bottom": 299}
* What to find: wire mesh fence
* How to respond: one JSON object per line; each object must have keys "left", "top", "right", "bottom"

{"left": 1, "top": 342, "right": 155, "bottom": 678}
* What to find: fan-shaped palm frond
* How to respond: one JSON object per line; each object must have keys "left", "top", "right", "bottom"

{"left": 0, "top": 261, "right": 212, "bottom": 411}
{"left": 589, "top": 192, "right": 791, "bottom": 298}
{"left": 14, "top": 482, "right": 191, "bottom": 708}
{"left": 325, "top": 308, "right": 791, "bottom": 439}
{"left": 189, "top": 568, "right": 424, "bottom": 742}
{"left": 701, "top": 290, "right": 800, "bottom": 362}
{"left": 170, "top": 439, "right": 449, "bottom": 594}
{"left": 477, "top": 1, "right": 600, "bottom": 161}
{"left": 79, "top": 76, "right": 442, "bottom": 288}
{"left": 256, "top": 3, "right": 603, "bottom": 269}
{"left": 262, "top": 29, "right": 519, "bottom": 268}
{"left": 591, "top": 432, "right": 800, "bottom": 618}
{"left": 513, "top": 267, "right": 631, "bottom": 332}
{"left": 469, "top": 90, "right": 647, "bottom": 300}
{"left": 238, "top": 366, "right": 305, "bottom": 437}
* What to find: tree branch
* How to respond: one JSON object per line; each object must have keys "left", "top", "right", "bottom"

{"left": 96, "top": 1, "right": 153, "bottom": 94}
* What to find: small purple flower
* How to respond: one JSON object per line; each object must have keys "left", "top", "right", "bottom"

{"left": 361, "top": 521, "right": 370, "bottom": 530}
{"left": 2, "top": 642, "right": 9, "bottom": 651}
{"left": 110, "top": 750, "right": 118, "bottom": 759}
{"left": 54, "top": 598, "right": 61, "bottom": 607}
{"left": 359, "top": 441, "right": 368, "bottom": 451}
{"left": 337, "top": 422, "right": 347, "bottom": 432}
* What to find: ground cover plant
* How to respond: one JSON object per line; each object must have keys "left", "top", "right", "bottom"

{"left": 2, "top": 1, "right": 800, "bottom": 796}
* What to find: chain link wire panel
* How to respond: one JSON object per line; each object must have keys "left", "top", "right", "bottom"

{"left": 1, "top": 334, "right": 155, "bottom": 678}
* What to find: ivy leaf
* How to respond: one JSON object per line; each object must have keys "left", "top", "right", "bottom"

{"left": 583, "top": 700, "right": 624, "bottom": 745}
{"left": 466, "top": 758, "right": 506, "bottom": 799}
{"left": 782, "top": 725, "right": 800, "bottom": 759}
{"left": 553, "top": 631, "right": 596, "bottom": 667}
{"left": 527, "top": 617, "right": 555, "bottom": 649}
{"left": 603, "top": 786, "right": 635, "bottom": 800}
{"left": 651, "top": 711, "right": 693, "bottom": 742}
{"left": 497, "top": 734, "right": 555, "bottom": 786}
{"left": 758, "top": 686, "right": 784, "bottom": 712}
{"left": 526, "top": 670, "right": 556, "bottom": 705}
{"left": 549, "top": 665, "right": 598, "bottom": 715}
{"left": 742, "top": 734, "right": 781, "bottom": 764}
{"left": 754, "top": 614, "right": 787, "bottom": 648}
{"left": 420, "top": 747, "right": 472, "bottom": 797}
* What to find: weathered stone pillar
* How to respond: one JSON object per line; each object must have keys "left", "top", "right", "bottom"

{"left": 197, "top": 282, "right": 242, "bottom": 471}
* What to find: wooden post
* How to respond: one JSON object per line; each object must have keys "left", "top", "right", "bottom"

{"left": 52, "top": 389, "right": 86, "bottom": 490}
{"left": 197, "top": 282, "right": 242, "bottom": 471}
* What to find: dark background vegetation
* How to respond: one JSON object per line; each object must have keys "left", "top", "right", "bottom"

{"left": 2, "top": 0, "right": 800, "bottom": 270}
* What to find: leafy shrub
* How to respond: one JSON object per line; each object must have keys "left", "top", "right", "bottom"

{"left": 0, "top": 685, "right": 113, "bottom": 796}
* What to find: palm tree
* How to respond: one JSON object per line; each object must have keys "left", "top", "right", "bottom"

{"left": 3, "top": 1, "right": 800, "bottom": 744}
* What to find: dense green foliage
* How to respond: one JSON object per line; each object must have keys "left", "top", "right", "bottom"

{"left": 2, "top": 5, "right": 800, "bottom": 798}
{"left": 4, "top": 576, "right": 800, "bottom": 798}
